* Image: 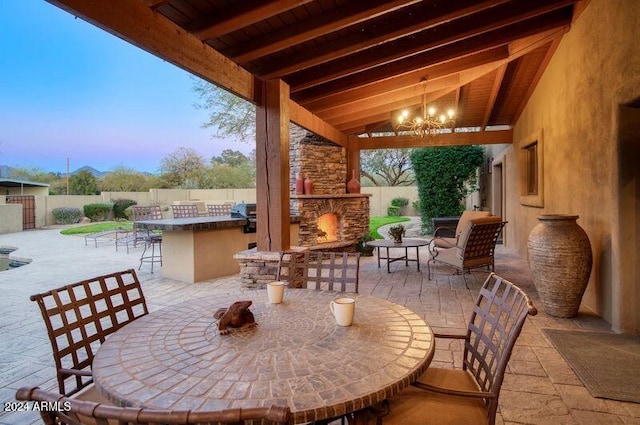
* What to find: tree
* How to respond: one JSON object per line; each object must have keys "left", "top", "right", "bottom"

{"left": 99, "top": 167, "right": 151, "bottom": 192}
{"left": 8, "top": 167, "right": 67, "bottom": 194}
{"left": 360, "top": 149, "right": 415, "bottom": 186}
{"left": 192, "top": 79, "right": 255, "bottom": 143}
{"left": 209, "top": 149, "right": 256, "bottom": 188}
{"left": 410, "top": 145, "right": 484, "bottom": 233}
{"left": 69, "top": 170, "right": 99, "bottom": 195}
{"left": 159, "top": 147, "right": 208, "bottom": 188}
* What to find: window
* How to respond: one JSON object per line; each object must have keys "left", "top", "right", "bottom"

{"left": 519, "top": 130, "right": 544, "bottom": 207}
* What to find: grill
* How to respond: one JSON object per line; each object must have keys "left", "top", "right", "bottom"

{"left": 231, "top": 203, "right": 257, "bottom": 233}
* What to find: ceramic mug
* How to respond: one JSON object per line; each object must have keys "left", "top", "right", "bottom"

{"left": 267, "top": 281, "right": 286, "bottom": 304}
{"left": 330, "top": 297, "right": 355, "bottom": 326}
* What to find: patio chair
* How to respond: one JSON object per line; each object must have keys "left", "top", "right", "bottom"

{"left": 29, "top": 269, "right": 148, "bottom": 398}
{"left": 427, "top": 216, "right": 506, "bottom": 286}
{"left": 16, "top": 386, "right": 291, "bottom": 425}
{"left": 207, "top": 203, "right": 233, "bottom": 216}
{"left": 277, "top": 251, "right": 360, "bottom": 293}
{"left": 171, "top": 204, "right": 200, "bottom": 218}
{"left": 115, "top": 205, "right": 164, "bottom": 253}
{"left": 432, "top": 210, "right": 492, "bottom": 249}
{"left": 381, "top": 273, "right": 537, "bottom": 425}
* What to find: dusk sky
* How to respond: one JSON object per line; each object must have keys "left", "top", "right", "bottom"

{"left": 0, "top": 1, "right": 252, "bottom": 175}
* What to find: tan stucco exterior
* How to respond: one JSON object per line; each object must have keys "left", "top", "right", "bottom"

{"left": 496, "top": 0, "right": 640, "bottom": 334}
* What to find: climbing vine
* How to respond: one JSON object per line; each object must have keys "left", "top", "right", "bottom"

{"left": 410, "top": 145, "right": 484, "bottom": 233}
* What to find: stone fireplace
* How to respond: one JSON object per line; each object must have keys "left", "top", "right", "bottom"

{"left": 289, "top": 125, "right": 370, "bottom": 249}
{"left": 235, "top": 125, "right": 370, "bottom": 287}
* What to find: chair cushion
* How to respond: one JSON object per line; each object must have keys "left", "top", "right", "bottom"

{"left": 433, "top": 237, "right": 457, "bottom": 249}
{"left": 384, "top": 368, "right": 488, "bottom": 425}
{"left": 455, "top": 211, "right": 492, "bottom": 236}
{"left": 456, "top": 216, "right": 502, "bottom": 259}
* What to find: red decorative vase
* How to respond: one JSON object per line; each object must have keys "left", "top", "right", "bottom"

{"left": 347, "top": 170, "right": 361, "bottom": 194}
{"left": 304, "top": 176, "right": 313, "bottom": 195}
{"left": 295, "top": 173, "right": 304, "bottom": 195}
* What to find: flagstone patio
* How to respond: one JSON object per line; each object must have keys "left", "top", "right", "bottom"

{"left": 0, "top": 226, "right": 637, "bottom": 425}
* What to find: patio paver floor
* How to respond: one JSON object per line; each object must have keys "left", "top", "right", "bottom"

{"left": 0, "top": 226, "right": 637, "bottom": 424}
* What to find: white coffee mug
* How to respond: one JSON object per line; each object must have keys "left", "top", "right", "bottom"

{"left": 330, "top": 297, "right": 356, "bottom": 326}
{"left": 267, "top": 281, "right": 286, "bottom": 304}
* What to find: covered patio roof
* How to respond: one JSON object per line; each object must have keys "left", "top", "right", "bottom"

{"left": 45, "top": 0, "right": 587, "bottom": 250}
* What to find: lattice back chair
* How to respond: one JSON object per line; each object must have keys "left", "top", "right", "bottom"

{"left": 207, "top": 203, "right": 233, "bottom": 216}
{"left": 277, "top": 251, "right": 360, "bottom": 293}
{"left": 130, "top": 205, "right": 163, "bottom": 247}
{"left": 383, "top": 273, "right": 537, "bottom": 425}
{"left": 16, "top": 387, "right": 291, "bottom": 425}
{"left": 428, "top": 216, "right": 506, "bottom": 286}
{"left": 171, "top": 204, "right": 200, "bottom": 218}
{"left": 29, "top": 269, "right": 148, "bottom": 397}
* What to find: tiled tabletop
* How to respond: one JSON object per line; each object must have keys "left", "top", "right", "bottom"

{"left": 93, "top": 289, "right": 434, "bottom": 423}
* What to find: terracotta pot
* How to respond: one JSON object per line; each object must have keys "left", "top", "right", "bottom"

{"left": 527, "top": 214, "right": 592, "bottom": 317}
{"left": 295, "top": 173, "right": 304, "bottom": 195}
{"left": 304, "top": 176, "right": 313, "bottom": 195}
{"left": 347, "top": 170, "right": 361, "bottom": 194}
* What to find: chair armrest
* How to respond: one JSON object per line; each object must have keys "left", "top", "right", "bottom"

{"left": 412, "top": 381, "right": 495, "bottom": 399}
{"left": 433, "top": 332, "right": 466, "bottom": 339}
{"left": 433, "top": 226, "right": 456, "bottom": 238}
{"left": 59, "top": 368, "right": 92, "bottom": 377}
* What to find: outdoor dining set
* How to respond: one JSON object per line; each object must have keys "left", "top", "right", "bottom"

{"left": 16, "top": 212, "right": 534, "bottom": 425}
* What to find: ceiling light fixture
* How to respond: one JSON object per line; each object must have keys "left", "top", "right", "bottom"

{"left": 395, "top": 78, "right": 455, "bottom": 137}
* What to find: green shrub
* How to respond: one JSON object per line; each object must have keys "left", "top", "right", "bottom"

{"left": 83, "top": 202, "right": 114, "bottom": 222}
{"left": 52, "top": 207, "right": 83, "bottom": 224}
{"left": 113, "top": 198, "right": 137, "bottom": 219}
{"left": 387, "top": 205, "right": 401, "bottom": 216}
{"left": 390, "top": 197, "right": 409, "bottom": 207}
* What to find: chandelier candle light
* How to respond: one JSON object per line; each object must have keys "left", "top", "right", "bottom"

{"left": 396, "top": 78, "right": 455, "bottom": 137}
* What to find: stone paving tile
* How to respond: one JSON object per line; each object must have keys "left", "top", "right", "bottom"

{"left": 1, "top": 228, "right": 638, "bottom": 424}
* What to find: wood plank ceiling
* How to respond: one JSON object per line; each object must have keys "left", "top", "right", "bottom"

{"left": 147, "top": 0, "right": 581, "bottom": 137}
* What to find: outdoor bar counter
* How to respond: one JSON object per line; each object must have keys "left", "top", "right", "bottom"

{"left": 136, "top": 216, "right": 299, "bottom": 283}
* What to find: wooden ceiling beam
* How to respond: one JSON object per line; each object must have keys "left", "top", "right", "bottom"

{"left": 481, "top": 64, "right": 507, "bottom": 129}
{"left": 288, "top": 101, "right": 348, "bottom": 148}
{"left": 331, "top": 89, "right": 451, "bottom": 128}
{"left": 317, "top": 75, "right": 460, "bottom": 122}
{"left": 192, "top": 0, "right": 314, "bottom": 41}
{"left": 226, "top": 0, "right": 421, "bottom": 63}
{"left": 355, "top": 129, "right": 513, "bottom": 150}
{"left": 45, "top": 0, "right": 256, "bottom": 102}
{"left": 299, "top": 47, "right": 509, "bottom": 110}
{"left": 289, "top": 7, "right": 574, "bottom": 94}
{"left": 280, "top": 1, "right": 575, "bottom": 88}
{"left": 256, "top": 0, "right": 509, "bottom": 79}
{"left": 148, "top": 0, "right": 170, "bottom": 9}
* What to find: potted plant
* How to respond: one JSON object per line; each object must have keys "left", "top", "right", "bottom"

{"left": 388, "top": 224, "right": 405, "bottom": 243}
{"left": 357, "top": 232, "right": 375, "bottom": 256}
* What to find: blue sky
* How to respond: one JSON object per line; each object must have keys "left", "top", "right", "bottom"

{"left": 0, "top": 1, "right": 251, "bottom": 174}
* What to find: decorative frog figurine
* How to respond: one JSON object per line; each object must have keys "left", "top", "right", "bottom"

{"left": 214, "top": 300, "right": 257, "bottom": 335}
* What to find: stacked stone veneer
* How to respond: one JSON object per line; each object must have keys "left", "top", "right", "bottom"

{"left": 235, "top": 125, "right": 370, "bottom": 286}
{"left": 293, "top": 195, "right": 370, "bottom": 246}
{"left": 289, "top": 125, "right": 347, "bottom": 195}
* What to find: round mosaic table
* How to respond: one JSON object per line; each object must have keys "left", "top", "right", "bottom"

{"left": 93, "top": 289, "right": 434, "bottom": 424}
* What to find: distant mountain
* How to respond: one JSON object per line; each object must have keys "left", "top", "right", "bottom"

{"left": 72, "top": 166, "right": 108, "bottom": 178}
{"left": 0, "top": 165, "right": 17, "bottom": 178}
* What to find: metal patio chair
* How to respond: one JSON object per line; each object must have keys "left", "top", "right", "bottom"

{"left": 16, "top": 386, "right": 290, "bottom": 425}
{"left": 381, "top": 273, "right": 537, "bottom": 425}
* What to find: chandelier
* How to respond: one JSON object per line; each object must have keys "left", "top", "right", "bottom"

{"left": 395, "top": 79, "right": 455, "bottom": 137}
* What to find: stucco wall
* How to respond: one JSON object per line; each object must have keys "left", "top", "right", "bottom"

{"left": 508, "top": 0, "right": 640, "bottom": 332}
{"left": 0, "top": 204, "right": 22, "bottom": 234}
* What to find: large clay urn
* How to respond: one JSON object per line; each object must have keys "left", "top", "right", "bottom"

{"left": 527, "top": 214, "right": 592, "bottom": 317}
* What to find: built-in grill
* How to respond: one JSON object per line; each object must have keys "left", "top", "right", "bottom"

{"left": 231, "top": 203, "right": 257, "bottom": 233}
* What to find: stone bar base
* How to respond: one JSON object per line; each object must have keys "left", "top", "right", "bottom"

{"left": 234, "top": 247, "right": 309, "bottom": 288}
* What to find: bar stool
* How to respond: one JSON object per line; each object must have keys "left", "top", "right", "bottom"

{"left": 139, "top": 234, "right": 162, "bottom": 273}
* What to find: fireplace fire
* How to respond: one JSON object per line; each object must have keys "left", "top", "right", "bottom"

{"left": 317, "top": 213, "right": 338, "bottom": 243}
